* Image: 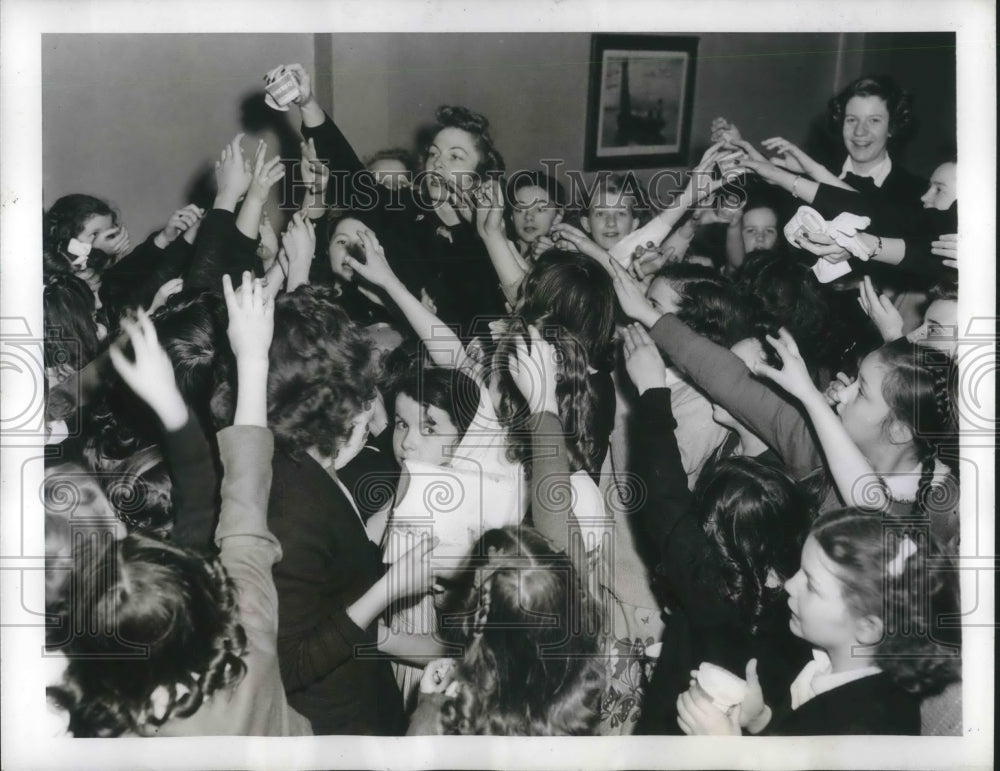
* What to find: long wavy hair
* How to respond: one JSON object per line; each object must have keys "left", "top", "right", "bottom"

{"left": 44, "top": 271, "right": 101, "bottom": 379}
{"left": 693, "top": 457, "right": 814, "bottom": 634}
{"left": 811, "top": 508, "right": 960, "bottom": 696}
{"left": 47, "top": 533, "right": 247, "bottom": 736}
{"left": 43, "top": 194, "right": 120, "bottom": 275}
{"left": 436, "top": 526, "right": 605, "bottom": 735}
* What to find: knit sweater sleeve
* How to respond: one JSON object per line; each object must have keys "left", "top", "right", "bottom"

{"left": 648, "top": 314, "right": 821, "bottom": 479}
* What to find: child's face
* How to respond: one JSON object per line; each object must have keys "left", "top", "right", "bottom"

{"left": 833, "top": 351, "right": 895, "bottom": 452}
{"left": 785, "top": 536, "right": 867, "bottom": 653}
{"left": 328, "top": 218, "right": 365, "bottom": 281}
{"left": 920, "top": 162, "right": 957, "bottom": 211}
{"left": 582, "top": 190, "right": 639, "bottom": 251}
{"left": 78, "top": 214, "right": 114, "bottom": 245}
{"left": 511, "top": 185, "right": 562, "bottom": 245}
{"left": 741, "top": 207, "right": 779, "bottom": 253}
{"left": 646, "top": 277, "right": 682, "bottom": 315}
{"left": 842, "top": 95, "right": 891, "bottom": 168}
{"left": 906, "top": 299, "right": 958, "bottom": 355}
{"left": 370, "top": 158, "right": 411, "bottom": 190}
{"left": 424, "top": 127, "right": 482, "bottom": 202}
{"left": 393, "top": 393, "right": 462, "bottom": 467}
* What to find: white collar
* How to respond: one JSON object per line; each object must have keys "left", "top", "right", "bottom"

{"left": 790, "top": 649, "right": 882, "bottom": 710}
{"left": 840, "top": 154, "right": 893, "bottom": 187}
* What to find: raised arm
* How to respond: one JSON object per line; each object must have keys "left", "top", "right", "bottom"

{"left": 345, "top": 228, "right": 478, "bottom": 378}
{"left": 472, "top": 179, "right": 530, "bottom": 304}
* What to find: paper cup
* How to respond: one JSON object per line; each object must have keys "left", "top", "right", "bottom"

{"left": 696, "top": 662, "right": 747, "bottom": 711}
{"left": 263, "top": 67, "right": 300, "bottom": 111}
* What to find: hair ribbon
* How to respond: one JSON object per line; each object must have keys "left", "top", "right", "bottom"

{"left": 887, "top": 535, "right": 918, "bottom": 576}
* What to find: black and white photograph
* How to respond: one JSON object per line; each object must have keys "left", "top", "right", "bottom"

{"left": 0, "top": 1, "right": 994, "bottom": 769}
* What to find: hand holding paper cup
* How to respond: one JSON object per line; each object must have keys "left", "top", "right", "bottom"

{"left": 695, "top": 662, "right": 748, "bottom": 713}
{"left": 263, "top": 65, "right": 301, "bottom": 111}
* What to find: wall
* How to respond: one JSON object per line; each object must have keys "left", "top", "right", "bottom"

{"left": 43, "top": 34, "right": 315, "bottom": 241}
{"left": 42, "top": 32, "right": 955, "bottom": 236}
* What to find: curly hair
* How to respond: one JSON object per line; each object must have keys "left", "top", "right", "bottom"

{"left": 47, "top": 533, "right": 248, "bottom": 736}
{"left": 693, "top": 457, "right": 814, "bottom": 634}
{"left": 44, "top": 271, "right": 101, "bottom": 378}
{"left": 651, "top": 264, "right": 760, "bottom": 348}
{"left": 828, "top": 75, "right": 916, "bottom": 147}
{"left": 811, "top": 508, "right": 960, "bottom": 696}
{"left": 436, "top": 526, "right": 605, "bottom": 735}
{"left": 212, "top": 285, "right": 378, "bottom": 459}
{"left": 43, "top": 194, "right": 120, "bottom": 275}
{"left": 424, "top": 105, "right": 505, "bottom": 178}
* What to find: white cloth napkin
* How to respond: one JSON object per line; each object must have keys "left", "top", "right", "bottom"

{"left": 784, "top": 206, "right": 871, "bottom": 283}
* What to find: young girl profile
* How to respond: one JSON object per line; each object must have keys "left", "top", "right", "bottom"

{"left": 676, "top": 507, "right": 960, "bottom": 735}
{"left": 407, "top": 525, "right": 606, "bottom": 735}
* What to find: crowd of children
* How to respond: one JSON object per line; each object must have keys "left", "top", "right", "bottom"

{"left": 42, "top": 65, "right": 962, "bottom": 737}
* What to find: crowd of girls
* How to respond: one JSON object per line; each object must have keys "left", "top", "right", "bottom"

{"left": 42, "top": 64, "right": 961, "bottom": 738}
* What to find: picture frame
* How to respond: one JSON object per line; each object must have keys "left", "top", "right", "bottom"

{"left": 584, "top": 34, "right": 699, "bottom": 170}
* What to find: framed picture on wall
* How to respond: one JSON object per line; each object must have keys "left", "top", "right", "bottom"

{"left": 584, "top": 34, "right": 698, "bottom": 170}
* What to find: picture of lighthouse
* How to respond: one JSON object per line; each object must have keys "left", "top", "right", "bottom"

{"left": 585, "top": 35, "right": 698, "bottom": 169}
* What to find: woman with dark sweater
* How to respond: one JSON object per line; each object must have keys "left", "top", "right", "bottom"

{"left": 619, "top": 324, "right": 813, "bottom": 735}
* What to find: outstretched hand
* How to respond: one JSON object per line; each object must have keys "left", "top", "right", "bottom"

{"left": 609, "top": 259, "right": 662, "bottom": 328}
{"left": 148, "top": 277, "right": 184, "bottom": 315}
{"left": 751, "top": 328, "right": 820, "bottom": 403}
{"left": 281, "top": 211, "right": 316, "bottom": 291}
{"left": 931, "top": 232, "right": 957, "bottom": 269}
{"left": 858, "top": 275, "right": 904, "bottom": 341}
{"left": 215, "top": 133, "right": 253, "bottom": 209}
{"left": 222, "top": 271, "right": 274, "bottom": 363}
{"left": 472, "top": 179, "right": 506, "bottom": 241}
{"left": 109, "top": 307, "right": 187, "bottom": 430}
{"left": 159, "top": 204, "right": 205, "bottom": 246}
{"left": 246, "top": 139, "right": 286, "bottom": 202}
{"left": 622, "top": 323, "right": 666, "bottom": 395}
{"left": 344, "top": 228, "right": 401, "bottom": 290}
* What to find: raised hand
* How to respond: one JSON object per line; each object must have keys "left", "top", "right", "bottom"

{"left": 529, "top": 234, "right": 557, "bottom": 261}
{"left": 222, "top": 271, "right": 274, "bottom": 363}
{"left": 284, "top": 63, "right": 314, "bottom": 106}
{"left": 93, "top": 225, "right": 132, "bottom": 259}
{"left": 622, "top": 323, "right": 666, "bottom": 395}
{"left": 549, "top": 222, "right": 611, "bottom": 264}
{"left": 182, "top": 208, "right": 206, "bottom": 245}
{"left": 158, "top": 204, "right": 205, "bottom": 247}
{"left": 931, "top": 232, "right": 957, "bottom": 269}
{"left": 472, "top": 179, "right": 506, "bottom": 241}
{"left": 300, "top": 137, "right": 331, "bottom": 197}
{"left": 508, "top": 325, "right": 560, "bottom": 416}
{"left": 609, "top": 259, "right": 662, "bottom": 328}
{"left": 108, "top": 307, "right": 187, "bottom": 430}
{"left": 281, "top": 211, "right": 316, "bottom": 291}
{"left": 214, "top": 133, "right": 253, "bottom": 210}
{"left": 858, "top": 275, "right": 904, "bottom": 341}
{"left": 148, "top": 277, "right": 184, "bottom": 315}
{"left": 751, "top": 328, "right": 820, "bottom": 403}
{"left": 823, "top": 371, "right": 856, "bottom": 407}
{"left": 761, "top": 136, "right": 811, "bottom": 174}
{"left": 710, "top": 116, "right": 742, "bottom": 144}
{"left": 246, "top": 140, "right": 286, "bottom": 203}
{"left": 344, "top": 228, "right": 401, "bottom": 290}
{"left": 258, "top": 212, "right": 279, "bottom": 265}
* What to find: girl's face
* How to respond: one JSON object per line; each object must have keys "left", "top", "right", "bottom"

{"left": 842, "top": 95, "right": 891, "bottom": 169}
{"left": 646, "top": 277, "right": 683, "bottom": 315}
{"left": 424, "top": 127, "right": 482, "bottom": 202}
{"left": 785, "top": 536, "right": 866, "bottom": 652}
{"left": 582, "top": 191, "right": 639, "bottom": 251}
{"left": 393, "top": 393, "right": 462, "bottom": 467}
{"left": 741, "top": 207, "right": 779, "bottom": 253}
{"left": 78, "top": 213, "right": 114, "bottom": 245}
{"left": 327, "top": 218, "right": 366, "bottom": 282}
{"left": 906, "top": 299, "right": 958, "bottom": 355}
{"left": 511, "top": 185, "right": 562, "bottom": 246}
{"left": 370, "top": 158, "right": 411, "bottom": 190}
{"left": 920, "top": 162, "right": 957, "bottom": 210}
{"left": 834, "top": 350, "right": 895, "bottom": 452}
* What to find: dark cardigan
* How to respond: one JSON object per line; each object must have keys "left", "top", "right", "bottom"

{"left": 630, "top": 388, "right": 812, "bottom": 735}
{"left": 267, "top": 449, "right": 405, "bottom": 735}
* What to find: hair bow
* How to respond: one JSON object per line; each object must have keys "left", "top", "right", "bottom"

{"left": 887, "top": 535, "right": 918, "bottom": 576}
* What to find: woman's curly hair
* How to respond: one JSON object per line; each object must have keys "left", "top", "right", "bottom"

{"left": 47, "top": 533, "right": 247, "bottom": 736}
{"left": 811, "top": 508, "right": 961, "bottom": 696}
{"left": 213, "top": 285, "right": 378, "bottom": 460}
{"left": 423, "top": 105, "right": 506, "bottom": 178}
{"left": 693, "top": 457, "right": 814, "bottom": 634}
{"left": 828, "top": 75, "right": 916, "bottom": 147}
{"left": 436, "top": 526, "right": 606, "bottom": 735}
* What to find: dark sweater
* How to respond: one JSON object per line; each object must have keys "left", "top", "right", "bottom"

{"left": 267, "top": 450, "right": 405, "bottom": 735}
{"left": 300, "top": 113, "right": 506, "bottom": 332}
{"left": 765, "top": 671, "right": 921, "bottom": 735}
{"left": 631, "top": 388, "right": 812, "bottom": 735}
